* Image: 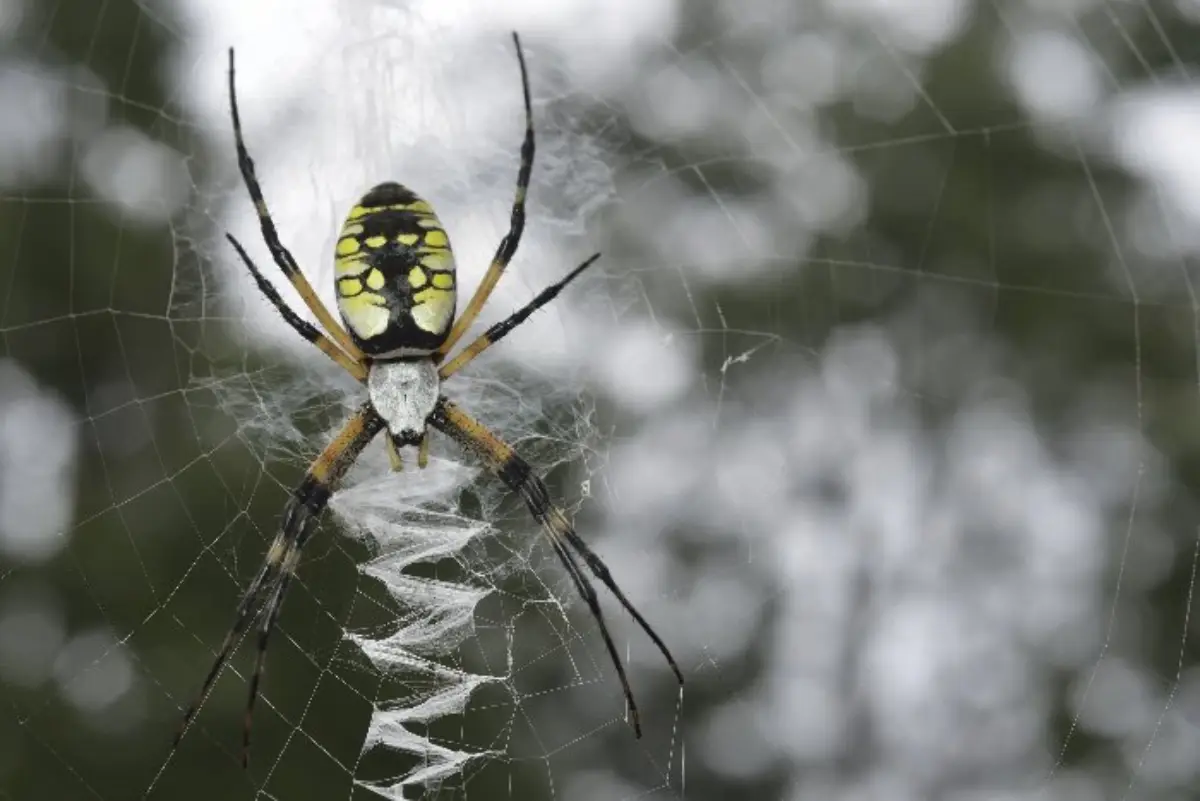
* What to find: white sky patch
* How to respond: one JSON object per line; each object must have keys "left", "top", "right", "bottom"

{"left": 422, "top": 0, "right": 683, "bottom": 92}
{"left": 592, "top": 317, "right": 694, "bottom": 412}
{"left": 1109, "top": 85, "right": 1200, "bottom": 229}
{"left": 780, "top": 153, "right": 867, "bottom": 236}
{"left": 664, "top": 195, "right": 777, "bottom": 281}
{"left": 53, "top": 628, "right": 135, "bottom": 716}
{"left": 81, "top": 126, "right": 191, "bottom": 225}
{"left": 826, "top": 0, "right": 972, "bottom": 54}
{"left": 1004, "top": 27, "right": 1104, "bottom": 125}
{"left": 631, "top": 58, "right": 725, "bottom": 141}
{"left": 1070, "top": 656, "right": 1156, "bottom": 740}
{"left": 760, "top": 32, "right": 844, "bottom": 109}
{"left": 0, "top": 359, "right": 78, "bottom": 563}
{"left": 0, "top": 61, "right": 67, "bottom": 188}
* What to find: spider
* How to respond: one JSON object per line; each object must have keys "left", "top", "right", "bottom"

{"left": 172, "top": 33, "right": 684, "bottom": 767}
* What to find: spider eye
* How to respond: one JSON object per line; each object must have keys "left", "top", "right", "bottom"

{"left": 333, "top": 185, "right": 457, "bottom": 358}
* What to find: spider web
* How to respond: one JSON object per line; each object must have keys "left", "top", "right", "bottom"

{"left": 3, "top": 0, "right": 1200, "bottom": 799}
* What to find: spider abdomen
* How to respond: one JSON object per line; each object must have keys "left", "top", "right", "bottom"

{"left": 367, "top": 357, "right": 440, "bottom": 444}
{"left": 334, "top": 182, "right": 457, "bottom": 357}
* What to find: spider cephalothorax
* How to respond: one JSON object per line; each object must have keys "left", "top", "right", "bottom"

{"left": 172, "top": 33, "right": 683, "bottom": 767}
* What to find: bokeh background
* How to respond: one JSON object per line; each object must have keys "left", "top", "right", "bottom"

{"left": 4, "top": 0, "right": 1200, "bottom": 799}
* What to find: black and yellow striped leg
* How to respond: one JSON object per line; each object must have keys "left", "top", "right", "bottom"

{"left": 543, "top": 522, "right": 645, "bottom": 731}
{"left": 240, "top": 568, "right": 293, "bottom": 767}
{"left": 429, "top": 398, "right": 683, "bottom": 736}
{"left": 172, "top": 495, "right": 318, "bottom": 758}
{"left": 227, "top": 47, "right": 365, "bottom": 362}
{"left": 437, "top": 32, "right": 534, "bottom": 360}
{"left": 226, "top": 234, "right": 367, "bottom": 382}
{"left": 439, "top": 253, "right": 601, "bottom": 379}
{"left": 173, "top": 404, "right": 384, "bottom": 763}
{"left": 173, "top": 558, "right": 275, "bottom": 753}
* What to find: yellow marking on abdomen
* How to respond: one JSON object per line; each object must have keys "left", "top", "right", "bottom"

{"left": 411, "top": 287, "right": 454, "bottom": 335}
{"left": 338, "top": 292, "right": 390, "bottom": 340}
{"left": 335, "top": 257, "right": 370, "bottom": 277}
{"left": 420, "top": 250, "right": 453, "bottom": 272}
{"left": 335, "top": 187, "right": 459, "bottom": 345}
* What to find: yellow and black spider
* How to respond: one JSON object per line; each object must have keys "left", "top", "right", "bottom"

{"left": 172, "top": 33, "right": 684, "bottom": 766}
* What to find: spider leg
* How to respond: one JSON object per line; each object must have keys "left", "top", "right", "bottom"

{"left": 172, "top": 558, "right": 276, "bottom": 750}
{"left": 227, "top": 47, "right": 365, "bottom": 362}
{"left": 173, "top": 403, "right": 384, "bottom": 762}
{"left": 436, "top": 32, "right": 534, "bottom": 360}
{"left": 241, "top": 566, "right": 295, "bottom": 768}
{"left": 429, "top": 398, "right": 683, "bottom": 735}
{"left": 438, "top": 253, "right": 601, "bottom": 379}
{"left": 545, "top": 520, "right": 644, "bottom": 734}
{"left": 173, "top": 499, "right": 311, "bottom": 752}
{"left": 227, "top": 234, "right": 367, "bottom": 381}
